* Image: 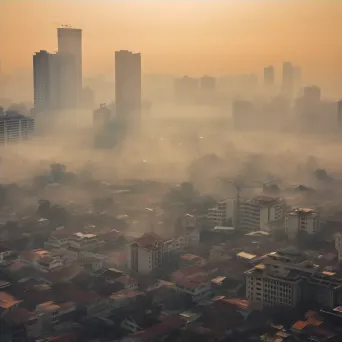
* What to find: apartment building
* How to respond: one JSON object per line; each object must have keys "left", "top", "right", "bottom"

{"left": 68, "top": 232, "right": 104, "bottom": 251}
{"left": 245, "top": 248, "right": 316, "bottom": 308}
{"left": 126, "top": 233, "right": 164, "bottom": 274}
{"left": 239, "top": 196, "right": 284, "bottom": 232}
{"left": 207, "top": 199, "right": 234, "bottom": 227}
{"left": 0, "top": 109, "right": 34, "bottom": 145}
{"left": 285, "top": 208, "right": 320, "bottom": 240}
{"left": 245, "top": 247, "right": 342, "bottom": 309}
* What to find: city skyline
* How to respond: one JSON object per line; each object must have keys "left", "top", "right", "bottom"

{"left": 1, "top": 0, "right": 342, "bottom": 85}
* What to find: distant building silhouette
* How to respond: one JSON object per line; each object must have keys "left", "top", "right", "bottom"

{"left": 338, "top": 100, "right": 342, "bottom": 128}
{"left": 115, "top": 50, "right": 141, "bottom": 133}
{"left": 57, "top": 27, "right": 82, "bottom": 109}
{"left": 303, "top": 86, "right": 321, "bottom": 104}
{"left": 282, "top": 62, "right": 294, "bottom": 97}
{"left": 174, "top": 76, "right": 198, "bottom": 104}
{"left": 93, "top": 103, "right": 111, "bottom": 129}
{"left": 263, "top": 65, "right": 274, "bottom": 88}
{"left": 200, "top": 75, "right": 216, "bottom": 92}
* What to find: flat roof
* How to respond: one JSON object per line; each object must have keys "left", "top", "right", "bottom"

{"left": 237, "top": 251, "right": 257, "bottom": 260}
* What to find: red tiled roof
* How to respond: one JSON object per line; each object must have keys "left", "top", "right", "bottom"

{"left": 172, "top": 265, "right": 204, "bottom": 280}
{"left": 132, "top": 315, "right": 184, "bottom": 342}
{"left": 292, "top": 320, "right": 308, "bottom": 331}
{"left": 109, "top": 289, "right": 144, "bottom": 300}
{"left": 219, "top": 298, "right": 251, "bottom": 310}
{"left": 180, "top": 254, "right": 202, "bottom": 261}
{"left": 40, "top": 264, "right": 83, "bottom": 284}
{"left": 0, "top": 291, "right": 21, "bottom": 309}
{"left": 134, "top": 232, "right": 163, "bottom": 250}
{"left": 176, "top": 278, "right": 204, "bottom": 290}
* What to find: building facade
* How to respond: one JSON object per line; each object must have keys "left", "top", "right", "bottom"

{"left": 285, "top": 208, "right": 320, "bottom": 240}
{"left": 0, "top": 109, "right": 34, "bottom": 145}
{"left": 239, "top": 196, "right": 284, "bottom": 232}
{"left": 57, "top": 27, "right": 82, "bottom": 109}
{"left": 115, "top": 50, "right": 141, "bottom": 133}
{"left": 263, "top": 65, "right": 274, "bottom": 89}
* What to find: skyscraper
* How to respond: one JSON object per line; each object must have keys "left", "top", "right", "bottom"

{"left": 115, "top": 50, "right": 141, "bottom": 130}
{"left": 57, "top": 27, "right": 82, "bottom": 109}
{"left": 263, "top": 65, "right": 274, "bottom": 88}
{"left": 33, "top": 50, "right": 60, "bottom": 112}
{"left": 282, "top": 62, "right": 294, "bottom": 97}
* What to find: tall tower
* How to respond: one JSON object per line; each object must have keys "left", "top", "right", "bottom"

{"left": 282, "top": 62, "right": 294, "bottom": 97}
{"left": 115, "top": 50, "right": 141, "bottom": 132}
{"left": 263, "top": 65, "right": 274, "bottom": 89}
{"left": 57, "top": 27, "right": 82, "bottom": 109}
{"left": 33, "top": 50, "right": 60, "bottom": 112}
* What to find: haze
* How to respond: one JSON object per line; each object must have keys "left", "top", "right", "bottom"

{"left": 1, "top": 0, "right": 342, "bottom": 84}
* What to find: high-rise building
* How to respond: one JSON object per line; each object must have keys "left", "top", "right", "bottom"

{"left": 293, "top": 66, "right": 302, "bottom": 93}
{"left": 115, "top": 50, "right": 141, "bottom": 131}
{"left": 57, "top": 27, "right": 82, "bottom": 108}
{"left": 263, "top": 66, "right": 274, "bottom": 88}
{"left": 200, "top": 75, "right": 216, "bottom": 92}
{"left": 57, "top": 52, "right": 78, "bottom": 109}
{"left": 282, "top": 62, "right": 294, "bottom": 97}
{"left": 303, "top": 86, "right": 321, "bottom": 104}
{"left": 338, "top": 100, "right": 342, "bottom": 128}
{"left": 238, "top": 195, "right": 284, "bottom": 232}
{"left": 33, "top": 50, "right": 60, "bottom": 112}
{"left": 0, "top": 108, "right": 34, "bottom": 145}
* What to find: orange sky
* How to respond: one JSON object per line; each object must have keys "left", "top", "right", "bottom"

{"left": 1, "top": 0, "right": 342, "bottom": 81}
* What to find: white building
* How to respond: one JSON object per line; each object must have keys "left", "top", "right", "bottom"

{"left": 175, "top": 278, "right": 211, "bottom": 302}
{"left": 239, "top": 196, "right": 284, "bottom": 232}
{"left": 285, "top": 208, "right": 320, "bottom": 239}
{"left": 126, "top": 233, "right": 164, "bottom": 274}
{"left": 68, "top": 232, "right": 104, "bottom": 251}
{"left": 245, "top": 248, "right": 316, "bottom": 308}
{"left": 207, "top": 198, "right": 234, "bottom": 227}
{"left": 0, "top": 109, "right": 34, "bottom": 145}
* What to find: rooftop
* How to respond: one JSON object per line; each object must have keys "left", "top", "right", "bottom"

{"left": 0, "top": 291, "right": 21, "bottom": 309}
{"left": 236, "top": 251, "right": 257, "bottom": 260}
{"left": 133, "top": 232, "right": 163, "bottom": 250}
{"left": 109, "top": 289, "right": 143, "bottom": 301}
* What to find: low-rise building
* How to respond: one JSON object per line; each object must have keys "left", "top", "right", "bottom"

{"left": 36, "top": 255, "right": 63, "bottom": 273}
{"left": 68, "top": 232, "right": 104, "bottom": 251}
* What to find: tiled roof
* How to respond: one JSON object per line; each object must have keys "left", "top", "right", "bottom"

{"left": 132, "top": 315, "right": 184, "bottom": 342}
{"left": 134, "top": 232, "right": 163, "bottom": 249}
{"left": 292, "top": 320, "right": 308, "bottom": 331}
{"left": 0, "top": 291, "right": 22, "bottom": 309}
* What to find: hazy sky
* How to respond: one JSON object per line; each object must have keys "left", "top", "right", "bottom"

{"left": 1, "top": 0, "right": 342, "bottom": 82}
